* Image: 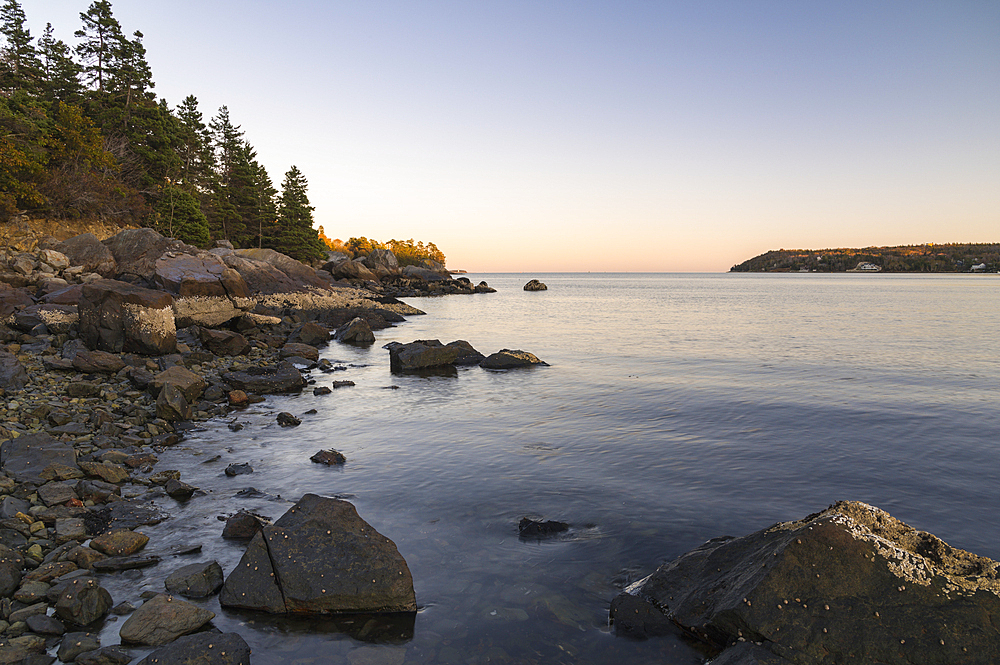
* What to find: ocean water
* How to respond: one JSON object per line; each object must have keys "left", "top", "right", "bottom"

{"left": 118, "top": 273, "right": 1000, "bottom": 664}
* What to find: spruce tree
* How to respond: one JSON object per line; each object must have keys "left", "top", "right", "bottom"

{"left": 0, "top": 0, "right": 40, "bottom": 93}
{"left": 153, "top": 184, "right": 210, "bottom": 246}
{"left": 269, "top": 165, "right": 325, "bottom": 262}
{"left": 175, "top": 95, "right": 213, "bottom": 192}
{"left": 74, "top": 0, "right": 123, "bottom": 93}
{"left": 38, "top": 23, "right": 83, "bottom": 102}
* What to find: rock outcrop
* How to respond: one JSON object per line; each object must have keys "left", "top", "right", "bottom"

{"left": 609, "top": 501, "right": 1000, "bottom": 664}
{"left": 523, "top": 279, "right": 547, "bottom": 291}
{"left": 220, "top": 493, "right": 416, "bottom": 614}
{"left": 78, "top": 279, "right": 176, "bottom": 355}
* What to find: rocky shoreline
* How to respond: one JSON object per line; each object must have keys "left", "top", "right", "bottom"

{"left": 0, "top": 230, "right": 998, "bottom": 664}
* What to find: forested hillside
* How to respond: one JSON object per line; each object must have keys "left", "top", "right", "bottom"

{"left": 731, "top": 244, "right": 1000, "bottom": 273}
{"left": 0, "top": 0, "right": 327, "bottom": 261}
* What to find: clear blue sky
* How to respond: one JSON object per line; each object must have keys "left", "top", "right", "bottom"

{"left": 21, "top": 0, "right": 1000, "bottom": 271}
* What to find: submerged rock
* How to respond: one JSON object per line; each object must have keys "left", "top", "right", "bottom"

{"left": 518, "top": 517, "right": 569, "bottom": 538}
{"left": 220, "top": 493, "right": 416, "bottom": 614}
{"left": 609, "top": 500, "right": 1000, "bottom": 664}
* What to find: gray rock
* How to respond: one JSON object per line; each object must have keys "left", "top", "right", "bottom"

{"left": 135, "top": 632, "right": 251, "bottom": 665}
{"left": 479, "top": 349, "right": 547, "bottom": 370}
{"left": 221, "top": 361, "right": 305, "bottom": 394}
{"left": 0, "top": 433, "right": 77, "bottom": 484}
{"left": 400, "top": 264, "right": 447, "bottom": 282}
{"left": 76, "top": 645, "right": 131, "bottom": 665}
{"left": 58, "top": 632, "right": 103, "bottom": 663}
{"left": 327, "top": 259, "right": 377, "bottom": 281}
{"left": 164, "top": 561, "right": 224, "bottom": 598}
{"left": 0, "top": 350, "right": 28, "bottom": 392}
{"left": 78, "top": 279, "right": 176, "bottom": 355}
{"left": 222, "top": 512, "right": 268, "bottom": 539}
{"left": 0, "top": 496, "right": 28, "bottom": 520}
{"left": 0, "top": 546, "right": 24, "bottom": 597}
{"left": 56, "top": 233, "right": 116, "bottom": 276}
{"left": 52, "top": 577, "right": 113, "bottom": 626}
{"left": 276, "top": 412, "right": 300, "bottom": 427}
{"left": 118, "top": 593, "right": 215, "bottom": 646}
{"left": 72, "top": 349, "right": 125, "bottom": 374}
{"left": 220, "top": 493, "right": 416, "bottom": 614}
{"left": 362, "top": 248, "right": 401, "bottom": 277}
{"left": 153, "top": 252, "right": 228, "bottom": 296}
{"left": 287, "top": 321, "right": 329, "bottom": 346}
{"left": 610, "top": 501, "right": 1000, "bottom": 664}
{"left": 279, "top": 342, "right": 319, "bottom": 361}
{"left": 37, "top": 482, "right": 77, "bottom": 507}
{"left": 150, "top": 365, "right": 206, "bottom": 402}
{"left": 25, "top": 613, "right": 64, "bottom": 636}
{"left": 387, "top": 339, "right": 461, "bottom": 373}
{"left": 156, "top": 383, "right": 191, "bottom": 422}
{"left": 333, "top": 317, "right": 375, "bottom": 344}
{"left": 163, "top": 479, "right": 196, "bottom": 500}
{"left": 523, "top": 279, "right": 547, "bottom": 291}
{"left": 198, "top": 327, "right": 249, "bottom": 356}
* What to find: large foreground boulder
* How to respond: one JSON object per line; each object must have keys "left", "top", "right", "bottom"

{"left": 610, "top": 501, "right": 1000, "bottom": 664}
{"left": 78, "top": 279, "right": 176, "bottom": 355}
{"left": 220, "top": 493, "right": 416, "bottom": 614}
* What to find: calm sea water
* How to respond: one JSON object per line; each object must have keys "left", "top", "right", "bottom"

{"left": 114, "top": 273, "right": 1000, "bottom": 664}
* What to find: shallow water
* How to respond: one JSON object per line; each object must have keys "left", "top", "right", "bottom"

{"left": 102, "top": 273, "right": 1000, "bottom": 663}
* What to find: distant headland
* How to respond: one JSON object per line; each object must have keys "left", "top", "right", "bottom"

{"left": 731, "top": 243, "right": 1000, "bottom": 273}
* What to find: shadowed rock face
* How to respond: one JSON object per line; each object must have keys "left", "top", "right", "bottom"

{"left": 610, "top": 501, "right": 1000, "bottom": 664}
{"left": 220, "top": 493, "right": 416, "bottom": 615}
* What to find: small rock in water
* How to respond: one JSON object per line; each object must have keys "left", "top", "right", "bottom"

{"left": 310, "top": 449, "right": 347, "bottom": 466}
{"left": 222, "top": 511, "right": 270, "bottom": 539}
{"left": 313, "top": 386, "right": 332, "bottom": 395}
{"left": 224, "top": 463, "right": 253, "bottom": 477}
{"left": 518, "top": 517, "right": 569, "bottom": 538}
{"left": 276, "top": 412, "right": 300, "bottom": 427}
{"left": 331, "top": 380, "right": 355, "bottom": 389}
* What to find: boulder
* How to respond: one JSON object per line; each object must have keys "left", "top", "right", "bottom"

{"left": 150, "top": 366, "right": 206, "bottom": 402}
{"left": 0, "top": 433, "right": 77, "bottom": 484}
{"left": 52, "top": 577, "right": 113, "bottom": 627}
{"left": 222, "top": 512, "right": 268, "bottom": 539}
{"left": 55, "top": 234, "right": 116, "bottom": 277}
{"left": 233, "top": 248, "right": 330, "bottom": 291}
{"left": 38, "top": 249, "right": 70, "bottom": 271}
{"left": 448, "top": 340, "right": 486, "bottom": 365}
{"left": 164, "top": 561, "right": 224, "bottom": 598}
{"left": 286, "top": 321, "right": 329, "bottom": 347}
{"left": 156, "top": 383, "right": 192, "bottom": 421}
{"left": 221, "top": 361, "right": 306, "bottom": 394}
{"left": 0, "top": 545, "right": 24, "bottom": 597}
{"left": 362, "top": 249, "right": 401, "bottom": 276}
{"left": 479, "top": 349, "right": 547, "bottom": 369}
{"left": 220, "top": 254, "right": 303, "bottom": 294}
{"left": 15, "top": 303, "right": 77, "bottom": 334}
{"left": 0, "top": 350, "right": 28, "bottom": 391}
{"left": 609, "top": 501, "right": 1000, "bottom": 664}
{"left": 78, "top": 279, "right": 176, "bottom": 355}
{"left": 220, "top": 493, "right": 416, "bottom": 614}
{"left": 400, "top": 265, "right": 447, "bottom": 282}
{"left": 57, "top": 632, "right": 102, "bottom": 663}
{"left": 172, "top": 296, "right": 241, "bottom": 329}
{"left": 279, "top": 343, "right": 319, "bottom": 362}
{"left": 153, "top": 252, "right": 227, "bottom": 297}
{"left": 0, "top": 286, "right": 34, "bottom": 320}
{"left": 89, "top": 529, "right": 149, "bottom": 556}
{"left": 523, "top": 279, "right": 547, "bottom": 291}
{"left": 135, "top": 632, "right": 251, "bottom": 665}
{"left": 387, "top": 339, "right": 462, "bottom": 373}
{"left": 72, "top": 349, "right": 125, "bottom": 374}
{"left": 103, "top": 228, "right": 191, "bottom": 283}
{"left": 199, "top": 327, "right": 249, "bottom": 356}
{"left": 118, "top": 593, "right": 215, "bottom": 646}
{"left": 333, "top": 317, "right": 375, "bottom": 344}
{"left": 328, "top": 259, "right": 377, "bottom": 281}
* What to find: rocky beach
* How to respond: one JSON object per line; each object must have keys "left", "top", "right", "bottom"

{"left": 0, "top": 229, "right": 997, "bottom": 664}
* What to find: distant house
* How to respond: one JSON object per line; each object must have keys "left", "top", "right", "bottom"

{"left": 848, "top": 262, "right": 882, "bottom": 272}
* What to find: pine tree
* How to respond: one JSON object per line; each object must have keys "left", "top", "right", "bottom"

{"left": 0, "top": 0, "right": 40, "bottom": 93}
{"left": 38, "top": 23, "right": 83, "bottom": 102}
{"left": 153, "top": 184, "right": 210, "bottom": 246}
{"left": 74, "top": 0, "right": 123, "bottom": 93}
{"left": 175, "top": 95, "right": 213, "bottom": 192}
{"left": 268, "top": 165, "right": 325, "bottom": 262}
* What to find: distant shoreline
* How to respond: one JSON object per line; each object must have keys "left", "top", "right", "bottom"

{"left": 731, "top": 243, "right": 999, "bottom": 273}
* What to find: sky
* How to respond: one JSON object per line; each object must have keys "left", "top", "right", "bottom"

{"left": 20, "top": 0, "right": 1000, "bottom": 272}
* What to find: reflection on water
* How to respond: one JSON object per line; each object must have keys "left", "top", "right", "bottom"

{"left": 102, "top": 274, "right": 999, "bottom": 664}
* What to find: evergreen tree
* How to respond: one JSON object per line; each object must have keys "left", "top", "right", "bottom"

{"left": 74, "top": 0, "right": 123, "bottom": 93}
{"left": 175, "top": 95, "right": 214, "bottom": 193}
{"left": 268, "top": 165, "right": 325, "bottom": 262}
{"left": 38, "top": 23, "right": 83, "bottom": 102}
{"left": 152, "top": 184, "right": 210, "bottom": 246}
{"left": 0, "top": 0, "right": 40, "bottom": 93}
{"left": 108, "top": 29, "right": 153, "bottom": 121}
{"left": 205, "top": 106, "right": 247, "bottom": 243}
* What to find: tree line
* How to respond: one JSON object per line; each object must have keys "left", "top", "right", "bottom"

{"left": 0, "top": 0, "right": 326, "bottom": 262}
{"left": 730, "top": 244, "right": 1000, "bottom": 273}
